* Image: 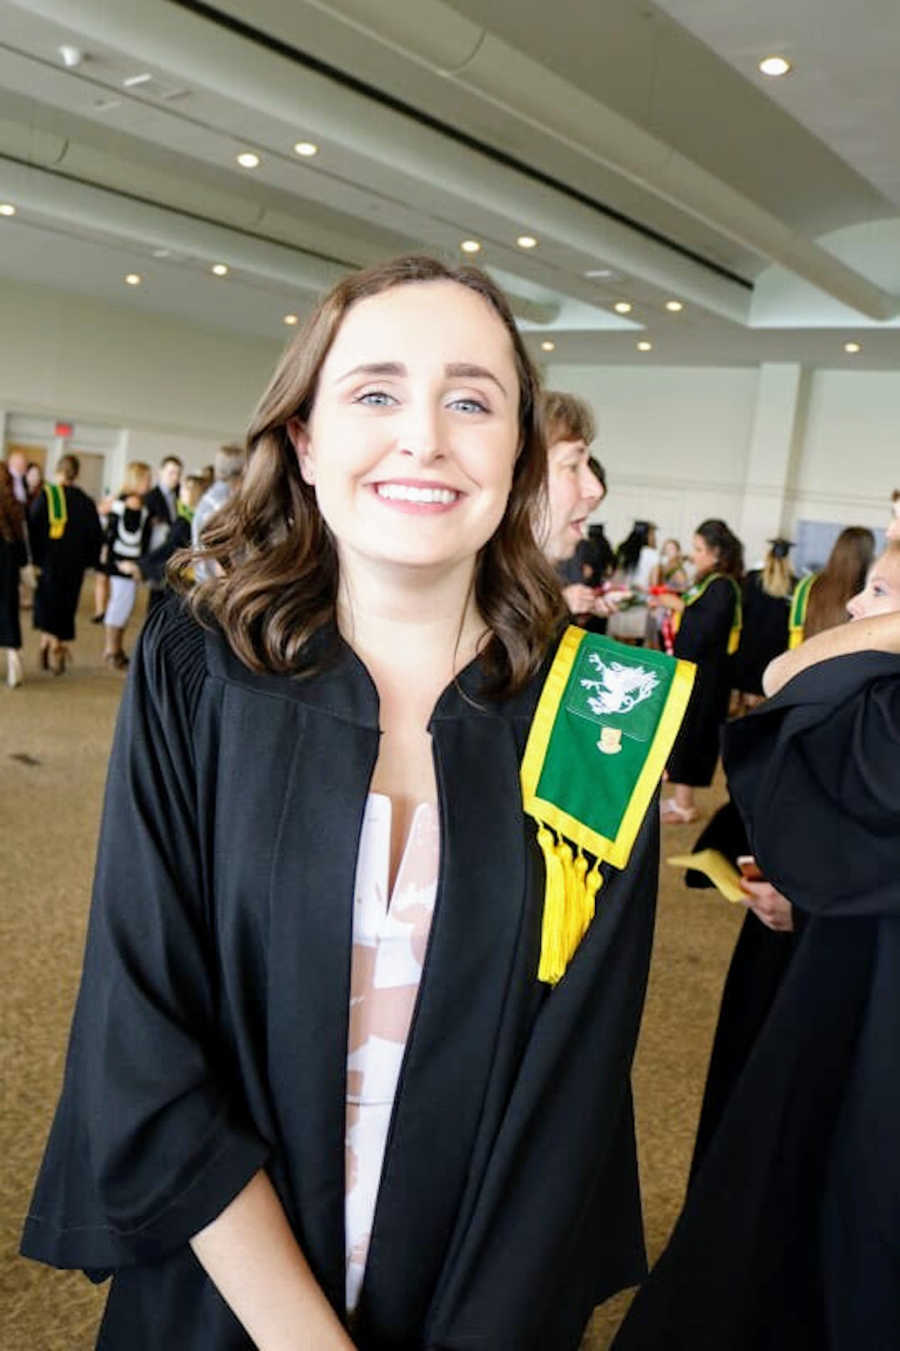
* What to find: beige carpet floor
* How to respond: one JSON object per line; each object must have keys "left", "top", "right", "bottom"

{"left": 0, "top": 593, "right": 743, "bottom": 1350}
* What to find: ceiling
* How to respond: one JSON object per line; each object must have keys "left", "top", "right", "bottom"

{"left": 0, "top": 0, "right": 898, "bottom": 367}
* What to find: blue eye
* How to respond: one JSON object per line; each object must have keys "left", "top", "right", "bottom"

{"left": 356, "top": 390, "right": 396, "bottom": 406}
{"left": 450, "top": 397, "right": 489, "bottom": 414}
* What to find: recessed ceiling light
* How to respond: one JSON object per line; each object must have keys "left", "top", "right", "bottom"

{"left": 614, "top": 301, "right": 632, "bottom": 314}
{"left": 0, "top": 203, "right": 16, "bottom": 217}
{"left": 460, "top": 239, "right": 481, "bottom": 254}
{"left": 123, "top": 72, "right": 153, "bottom": 87}
{"left": 211, "top": 263, "right": 229, "bottom": 277}
{"left": 58, "top": 45, "right": 83, "bottom": 68}
{"left": 284, "top": 314, "right": 299, "bottom": 325}
{"left": 759, "top": 56, "right": 792, "bottom": 77}
{"left": 516, "top": 234, "right": 538, "bottom": 249}
{"left": 237, "top": 151, "right": 260, "bottom": 168}
{"left": 665, "top": 300, "right": 684, "bottom": 312}
{"left": 637, "top": 340, "right": 652, "bottom": 352}
{"left": 585, "top": 267, "right": 618, "bottom": 279}
{"left": 124, "top": 273, "right": 142, "bottom": 286}
{"left": 844, "top": 341, "right": 861, "bottom": 353}
{"left": 541, "top": 340, "right": 556, "bottom": 352}
{"left": 293, "top": 141, "right": 318, "bottom": 157}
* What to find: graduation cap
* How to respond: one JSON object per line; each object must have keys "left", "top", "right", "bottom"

{"left": 521, "top": 627, "right": 695, "bottom": 984}
{"left": 767, "top": 537, "right": 794, "bottom": 559}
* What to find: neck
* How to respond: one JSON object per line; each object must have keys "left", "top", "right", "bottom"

{"left": 336, "top": 548, "right": 487, "bottom": 693}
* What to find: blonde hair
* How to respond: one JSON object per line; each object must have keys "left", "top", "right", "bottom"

{"left": 761, "top": 551, "right": 792, "bottom": 598}
{"left": 120, "top": 461, "right": 152, "bottom": 496}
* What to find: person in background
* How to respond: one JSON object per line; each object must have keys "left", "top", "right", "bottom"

{"left": 607, "top": 521, "right": 659, "bottom": 645}
{"left": 117, "top": 474, "right": 206, "bottom": 598}
{"left": 144, "top": 455, "right": 183, "bottom": 530}
{"left": 655, "top": 519, "right": 743, "bottom": 823}
{"left": 192, "top": 444, "right": 247, "bottom": 579}
{"left": 0, "top": 461, "right": 27, "bottom": 687}
{"left": 102, "top": 461, "right": 153, "bottom": 670}
{"left": 538, "top": 390, "right": 611, "bottom": 626}
{"left": 29, "top": 454, "right": 103, "bottom": 675}
{"left": 6, "top": 448, "right": 27, "bottom": 504}
{"left": 733, "top": 537, "right": 795, "bottom": 709}
{"left": 788, "top": 525, "right": 874, "bottom": 647}
{"left": 24, "top": 462, "right": 44, "bottom": 505}
{"left": 612, "top": 600, "right": 900, "bottom": 1351}
{"left": 658, "top": 537, "right": 688, "bottom": 590}
{"left": 198, "top": 463, "right": 215, "bottom": 495}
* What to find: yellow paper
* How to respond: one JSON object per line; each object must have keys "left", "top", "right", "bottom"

{"left": 666, "top": 848, "right": 746, "bottom": 903}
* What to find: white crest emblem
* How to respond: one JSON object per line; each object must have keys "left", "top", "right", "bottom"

{"left": 580, "top": 654, "right": 660, "bottom": 717}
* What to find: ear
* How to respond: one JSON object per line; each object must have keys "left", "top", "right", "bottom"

{"left": 287, "top": 418, "right": 315, "bottom": 485}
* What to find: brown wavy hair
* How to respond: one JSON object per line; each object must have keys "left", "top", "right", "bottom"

{"left": 175, "top": 254, "right": 566, "bottom": 694}
{"left": 0, "top": 462, "right": 25, "bottom": 544}
{"left": 804, "top": 525, "right": 875, "bottom": 639}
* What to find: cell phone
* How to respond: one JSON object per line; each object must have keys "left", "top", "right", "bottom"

{"left": 737, "top": 855, "right": 764, "bottom": 881}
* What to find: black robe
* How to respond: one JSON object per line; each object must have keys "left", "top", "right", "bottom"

{"left": 612, "top": 651, "right": 900, "bottom": 1351}
{"left": 22, "top": 601, "right": 660, "bottom": 1350}
{"left": 732, "top": 571, "right": 793, "bottom": 696}
{"left": 29, "top": 486, "right": 103, "bottom": 641}
{"left": 682, "top": 802, "right": 802, "bottom": 1179}
{"left": 0, "top": 529, "right": 26, "bottom": 647}
{"left": 666, "top": 576, "right": 737, "bottom": 786}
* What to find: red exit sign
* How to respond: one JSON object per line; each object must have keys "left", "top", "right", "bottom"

{"left": 54, "top": 421, "right": 74, "bottom": 437}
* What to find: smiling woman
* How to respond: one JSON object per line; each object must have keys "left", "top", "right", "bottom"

{"left": 21, "top": 256, "right": 683, "bottom": 1351}
{"left": 184, "top": 254, "right": 563, "bottom": 694}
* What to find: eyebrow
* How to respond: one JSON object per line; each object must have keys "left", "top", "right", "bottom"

{"left": 336, "top": 360, "right": 508, "bottom": 397}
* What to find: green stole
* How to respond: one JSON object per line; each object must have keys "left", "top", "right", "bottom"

{"left": 788, "top": 572, "right": 817, "bottom": 649}
{"left": 43, "top": 483, "right": 68, "bottom": 540}
{"left": 521, "top": 627, "right": 695, "bottom": 984}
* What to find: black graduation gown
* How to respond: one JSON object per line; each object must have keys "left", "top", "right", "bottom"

{"left": 612, "top": 651, "right": 900, "bottom": 1351}
{"left": 682, "top": 802, "right": 802, "bottom": 1180}
{"left": 666, "top": 577, "right": 736, "bottom": 786}
{"left": 21, "top": 601, "right": 660, "bottom": 1350}
{"left": 29, "top": 486, "right": 103, "bottom": 641}
{"left": 732, "top": 572, "right": 793, "bottom": 696}
{"left": 0, "top": 529, "right": 26, "bottom": 646}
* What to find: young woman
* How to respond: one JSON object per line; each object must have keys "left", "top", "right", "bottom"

{"left": 29, "top": 453, "right": 103, "bottom": 675}
{"left": 607, "top": 521, "right": 659, "bottom": 644}
{"left": 22, "top": 257, "right": 668, "bottom": 1351}
{"left": 102, "top": 460, "right": 153, "bottom": 669}
{"left": 788, "top": 524, "right": 874, "bottom": 646}
{"left": 732, "top": 537, "right": 795, "bottom": 707}
{"left": 655, "top": 519, "right": 742, "bottom": 823}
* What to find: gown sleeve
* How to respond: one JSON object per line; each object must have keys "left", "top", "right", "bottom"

{"left": 20, "top": 602, "right": 270, "bottom": 1272}
{"left": 724, "top": 650, "right": 900, "bottom": 919}
{"left": 674, "top": 577, "right": 735, "bottom": 663}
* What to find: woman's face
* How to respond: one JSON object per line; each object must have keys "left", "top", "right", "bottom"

{"left": 847, "top": 550, "right": 900, "bottom": 620}
{"left": 25, "top": 465, "right": 42, "bottom": 491}
{"left": 543, "top": 438, "right": 604, "bottom": 562}
{"left": 662, "top": 539, "right": 678, "bottom": 562}
{"left": 691, "top": 532, "right": 718, "bottom": 576}
{"left": 289, "top": 281, "right": 520, "bottom": 575}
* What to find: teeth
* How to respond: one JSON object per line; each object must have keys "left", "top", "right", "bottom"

{"left": 376, "top": 484, "right": 458, "bottom": 504}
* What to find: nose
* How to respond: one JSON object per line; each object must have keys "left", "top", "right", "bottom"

{"left": 577, "top": 462, "right": 601, "bottom": 508}
{"left": 846, "top": 592, "right": 862, "bottom": 619}
{"left": 398, "top": 399, "right": 444, "bottom": 464}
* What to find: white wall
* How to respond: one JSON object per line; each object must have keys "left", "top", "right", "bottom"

{"left": 0, "top": 276, "right": 283, "bottom": 492}
{"left": 785, "top": 369, "right": 900, "bottom": 538}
